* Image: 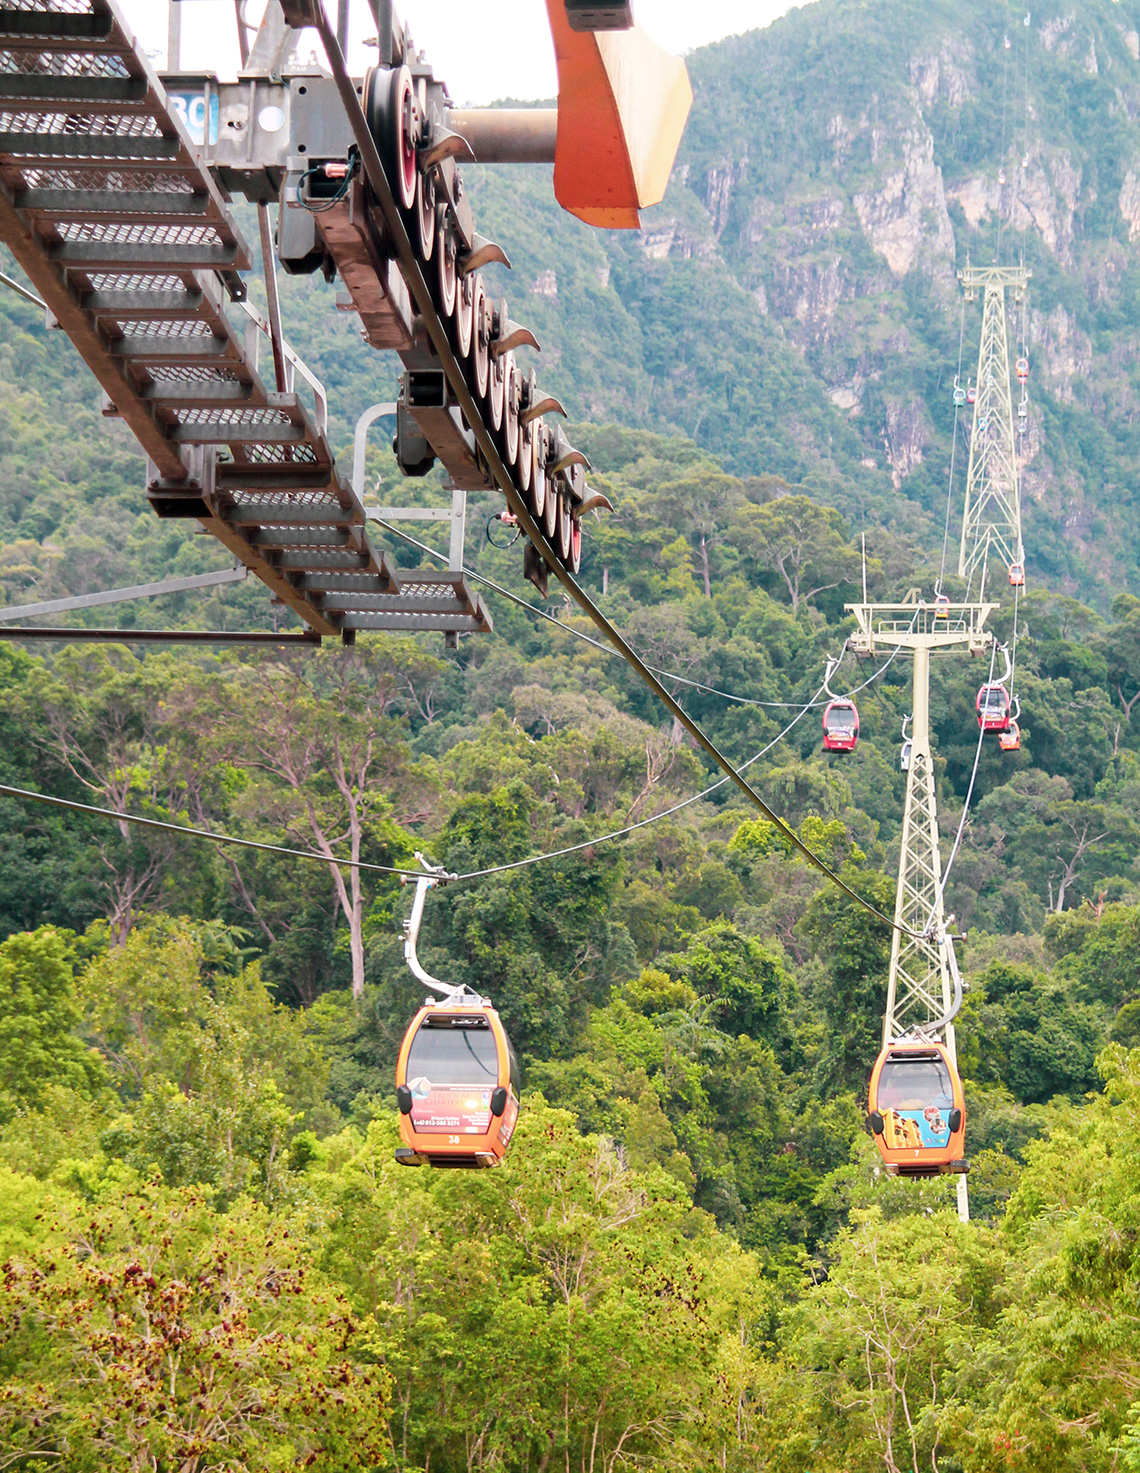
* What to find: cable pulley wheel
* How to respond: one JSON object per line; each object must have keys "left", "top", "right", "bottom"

{"left": 502, "top": 351, "right": 520, "bottom": 465}
{"left": 453, "top": 269, "right": 474, "bottom": 359}
{"left": 365, "top": 64, "right": 418, "bottom": 212}
{"left": 568, "top": 506, "right": 583, "bottom": 574}
{"left": 542, "top": 456, "right": 560, "bottom": 541}
{"left": 556, "top": 487, "right": 573, "bottom": 563}
{"left": 487, "top": 344, "right": 506, "bottom": 433}
{"left": 471, "top": 275, "right": 491, "bottom": 400}
{"left": 528, "top": 423, "right": 547, "bottom": 523}
{"left": 434, "top": 204, "right": 457, "bottom": 319}
{"left": 515, "top": 410, "right": 533, "bottom": 496}
{"left": 414, "top": 169, "right": 435, "bottom": 260}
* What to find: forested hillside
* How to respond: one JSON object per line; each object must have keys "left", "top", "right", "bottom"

{"left": 3, "top": 0, "right": 1140, "bottom": 1467}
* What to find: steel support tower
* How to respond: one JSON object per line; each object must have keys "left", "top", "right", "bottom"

{"left": 847, "top": 599, "right": 997, "bottom": 1223}
{"left": 958, "top": 264, "right": 1030, "bottom": 593}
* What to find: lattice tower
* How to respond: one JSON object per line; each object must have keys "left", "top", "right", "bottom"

{"left": 958, "top": 264, "right": 1030, "bottom": 591}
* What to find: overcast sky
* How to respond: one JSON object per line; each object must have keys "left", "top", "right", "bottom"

{"left": 121, "top": 1, "right": 809, "bottom": 104}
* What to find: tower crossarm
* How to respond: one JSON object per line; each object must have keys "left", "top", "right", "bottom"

{"left": 845, "top": 601, "right": 998, "bottom": 656}
{"left": 958, "top": 264, "right": 1030, "bottom": 295}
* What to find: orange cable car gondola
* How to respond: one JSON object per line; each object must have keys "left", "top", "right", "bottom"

{"left": 976, "top": 682, "right": 1011, "bottom": 732}
{"left": 396, "top": 1000, "right": 520, "bottom": 1169}
{"left": 868, "top": 1039, "right": 968, "bottom": 1177}
{"left": 394, "top": 862, "right": 521, "bottom": 1169}
{"left": 822, "top": 697, "right": 859, "bottom": 752}
{"left": 1008, "top": 561, "right": 1025, "bottom": 587}
{"left": 998, "top": 695, "right": 1022, "bottom": 752}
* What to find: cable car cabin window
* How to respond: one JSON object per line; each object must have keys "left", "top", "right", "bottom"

{"left": 875, "top": 1056, "right": 954, "bottom": 1145}
{"left": 824, "top": 705, "right": 856, "bottom": 733}
{"left": 406, "top": 1016, "right": 500, "bottom": 1087}
{"left": 979, "top": 688, "right": 1008, "bottom": 717}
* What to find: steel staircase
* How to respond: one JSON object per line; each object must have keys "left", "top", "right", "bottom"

{"left": 0, "top": 0, "right": 490, "bottom": 639}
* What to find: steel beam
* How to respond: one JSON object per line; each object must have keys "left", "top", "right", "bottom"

{"left": 0, "top": 566, "right": 247, "bottom": 622}
{"left": 0, "top": 626, "right": 319, "bottom": 644}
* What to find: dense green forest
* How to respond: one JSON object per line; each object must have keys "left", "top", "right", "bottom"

{"left": 4, "top": 0, "right": 1140, "bottom": 1467}
{"left": 1, "top": 419, "right": 1139, "bottom": 1467}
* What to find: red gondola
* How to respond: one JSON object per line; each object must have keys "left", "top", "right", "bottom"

{"left": 976, "top": 683, "right": 1011, "bottom": 732}
{"left": 1008, "top": 562, "right": 1024, "bottom": 587}
{"left": 966, "top": 382, "right": 977, "bottom": 405}
{"left": 934, "top": 594, "right": 950, "bottom": 620}
{"left": 822, "top": 698, "right": 859, "bottom": 752}
{"left": 999, "top": 720, "right": 1021, "bottom": 752}
{"left": 868, "top": 1039, "right": 968, "bottom": 1177}
{"left": 395, "top": 1000, "right": 521, "bottom": 1169}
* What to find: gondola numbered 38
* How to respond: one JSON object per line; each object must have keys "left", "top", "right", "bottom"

{"left": 395, "top": 860, "right": 521, "bottom": 1169}
{"left": 396, "top": 1000, "right": 520, "bottom": 1168}
{"left": 868, "top": 1039, "right": 968, "bottom": 1177}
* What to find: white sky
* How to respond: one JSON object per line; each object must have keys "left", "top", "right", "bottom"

{"left": 120, "top": 1, "right": 810, "bottom": 105}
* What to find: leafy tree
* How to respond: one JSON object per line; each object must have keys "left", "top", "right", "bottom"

{"left": 0, "top": 1184, "right": 391, "bottom": 1469}
{"left": 1097, "top": 594, "right": 1140, "bottom": 726}
{"left": 0, "top": 926, "right": 103, "bottom": 1118}
{"left": 730, "top": 494, "right": 858, "bottom": 613}
{"left": 799, "top": 861, "right": 894, "bottom": 1092}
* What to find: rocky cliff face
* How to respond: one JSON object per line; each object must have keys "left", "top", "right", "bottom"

{"left": 615, "top": 0, "right": 1140, "bottom": 601}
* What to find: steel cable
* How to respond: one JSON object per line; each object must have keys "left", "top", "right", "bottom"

{"left": 938, "top": 297, "right": 968, "bottom": 593}
{"left": 922, "top": 638, "right": 999, "bottom": 933}
{"left": 376, "top": 518, "right": 887, "bottom": 707}
{"left": 310, "top": 7, "right": 925, "bottom": 939}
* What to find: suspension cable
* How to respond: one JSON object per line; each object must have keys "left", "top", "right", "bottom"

{"left": 0, "top": 781, "right": 424, "bottom": 877}
{"left": 0, "top": 665, "right": 861, "bottom": 890}
{"left": 1009, "top": 577, "right": 1020, "bottom": 692}
{"left": 377, "top": 518, "right": 883, "bottom": 707}
{"left": 0, "top": 268, "right": 46, "bottom": 311}
{"left": 455, "top": 678, "right": 828, "bottom": 881}
{"left": 923, "top": 638, "right": 999, "bottom": 931}
{"left": 997, "top": 2, "right": 1012, "bottom": 265}
{"left": 0, "top": 636, "right": 916, "bottom": 932}
{"left": 938, "top": 296, "right": 968, "bottom": 593}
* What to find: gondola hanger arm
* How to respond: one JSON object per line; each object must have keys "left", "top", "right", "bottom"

{"left": 402, "top": 855, "right": 466, "bottom": 1000}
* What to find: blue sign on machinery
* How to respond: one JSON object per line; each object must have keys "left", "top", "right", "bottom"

{"left": 167, "top": 90, "right": 219, "bottom": 147}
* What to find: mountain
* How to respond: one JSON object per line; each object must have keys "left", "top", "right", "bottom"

{"left": 466, "top": 0, "right": 1140, "bottom": 606}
